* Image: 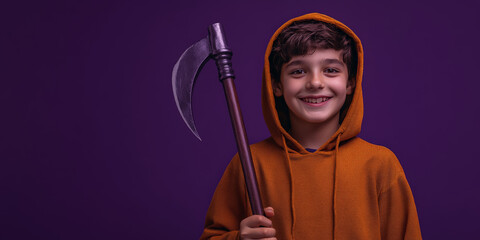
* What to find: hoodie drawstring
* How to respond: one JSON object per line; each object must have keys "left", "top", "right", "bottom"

{"left": 333, "top": 131, "right": 342, "bottom": 240}
{"left": 282, "top": 131, "right": 343, "bottom": 240}
{"left": 281, "top": 134, "right": 296, "bottom": 240}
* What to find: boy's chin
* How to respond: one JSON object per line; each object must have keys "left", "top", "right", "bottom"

{"left": 291, "top": 112, "right": 340, "bottom": 126}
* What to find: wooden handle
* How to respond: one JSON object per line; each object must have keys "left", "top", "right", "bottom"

{"left": 222, "top": 77, "right": 264, "bottom": 216}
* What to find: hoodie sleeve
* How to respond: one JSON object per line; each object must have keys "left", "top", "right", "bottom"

{"left": 200, "top": 154, "right": 248, "bottom": 240}
{"left": 378, "top": 154, "right": 422, "bottom": 240}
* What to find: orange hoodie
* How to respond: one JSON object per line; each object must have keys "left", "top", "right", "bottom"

{"left": 200, "top": 13, "right": 422, "bottom": 240}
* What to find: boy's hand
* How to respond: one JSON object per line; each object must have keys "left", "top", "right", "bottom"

{"left": 239, "top": 207, "right": 276, "bottom": 240}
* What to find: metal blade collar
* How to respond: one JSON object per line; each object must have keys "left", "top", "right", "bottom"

{"left": 208, "top": 23, "right": 235, "bottom": 81}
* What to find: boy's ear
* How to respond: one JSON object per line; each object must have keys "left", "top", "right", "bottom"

{"left": 346, "top": 78, "right": 356, "bottom": 95}
{"left": 273, "top": 81, "right": 283, "bottom": 97}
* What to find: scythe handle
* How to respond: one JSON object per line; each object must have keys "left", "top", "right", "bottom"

{"left": 208, "top": 23, "right": 264, "bottom": 216}
{"left": 222, "top": 77, "right": 264, "bottom": 216}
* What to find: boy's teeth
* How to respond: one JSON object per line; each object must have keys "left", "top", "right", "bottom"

{"left": 302, "top": 97, "right": 328, "bottom": 103}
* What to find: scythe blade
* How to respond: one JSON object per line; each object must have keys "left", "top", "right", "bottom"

{"left": 172, "top": 37, "right": 211, "bottom": 141}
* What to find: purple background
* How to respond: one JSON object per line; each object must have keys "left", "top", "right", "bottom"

{"left": 2, "top": 0, "right": 479, "bottom": 239}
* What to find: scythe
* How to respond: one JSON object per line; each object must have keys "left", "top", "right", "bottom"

{"left": 172, "top": 23, "right": 264, "bottom": 216}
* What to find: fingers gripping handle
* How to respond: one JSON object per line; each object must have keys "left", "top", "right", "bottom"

{"left": 208, "top": 23, "right": 235, "bottom": 81}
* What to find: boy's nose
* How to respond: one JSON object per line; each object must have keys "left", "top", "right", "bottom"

{"left": 306, "top": 74, "right": 325, "bottom": 89}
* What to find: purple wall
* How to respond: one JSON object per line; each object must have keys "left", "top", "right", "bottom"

{"left": 2, "top": 0, "right": 479, "bottom": 239}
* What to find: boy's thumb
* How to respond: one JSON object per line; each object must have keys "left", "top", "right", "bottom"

{"left": 264, "top": 207, "right": 275, "bottom": 217}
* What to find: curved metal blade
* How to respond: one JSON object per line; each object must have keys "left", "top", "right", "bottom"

{"left": 172, "top": 37, "right": 211, "bottom": 141}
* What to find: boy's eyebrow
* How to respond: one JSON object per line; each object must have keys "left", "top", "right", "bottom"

{"left": 322, "top": 58, "right": 345, "bottom": 66}
{"left": 284, "top": 58, "right": 345, "bottom": 68}
{"left": 284, "top": 60, "right": 305, "bottom": 68}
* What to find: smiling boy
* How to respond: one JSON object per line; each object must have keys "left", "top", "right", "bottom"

{"left": 200, "top": 13, "right": 422, "bottom": 240}
{"left": 273, "top": 48, "right": 354, "bottom": 150}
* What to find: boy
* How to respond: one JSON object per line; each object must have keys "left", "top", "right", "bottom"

{"left": 200, "top": 13, "right": 422, "bottom": 240}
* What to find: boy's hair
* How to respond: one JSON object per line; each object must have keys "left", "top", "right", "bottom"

{"left": 268, "top": 20, "right": 358, "bottom": 131}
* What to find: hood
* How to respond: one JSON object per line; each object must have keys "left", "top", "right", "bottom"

{"left": 261, "top": 13, "right": 364, "bottom": 153}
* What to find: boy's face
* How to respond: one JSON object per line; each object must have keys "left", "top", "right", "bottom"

{"left": 274, "top": 48, "right": 354, "bottom": 127}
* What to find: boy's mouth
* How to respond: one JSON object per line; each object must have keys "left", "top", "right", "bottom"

{"left": 300, "top": 97, "right": 331, "bottom": 104}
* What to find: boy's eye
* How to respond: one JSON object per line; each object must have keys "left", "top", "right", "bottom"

{"left": 290, "top": 69, "right": 306, "bottom": 75}
{"left": 324, "top": 68, "right": 339, "bottom": 74}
